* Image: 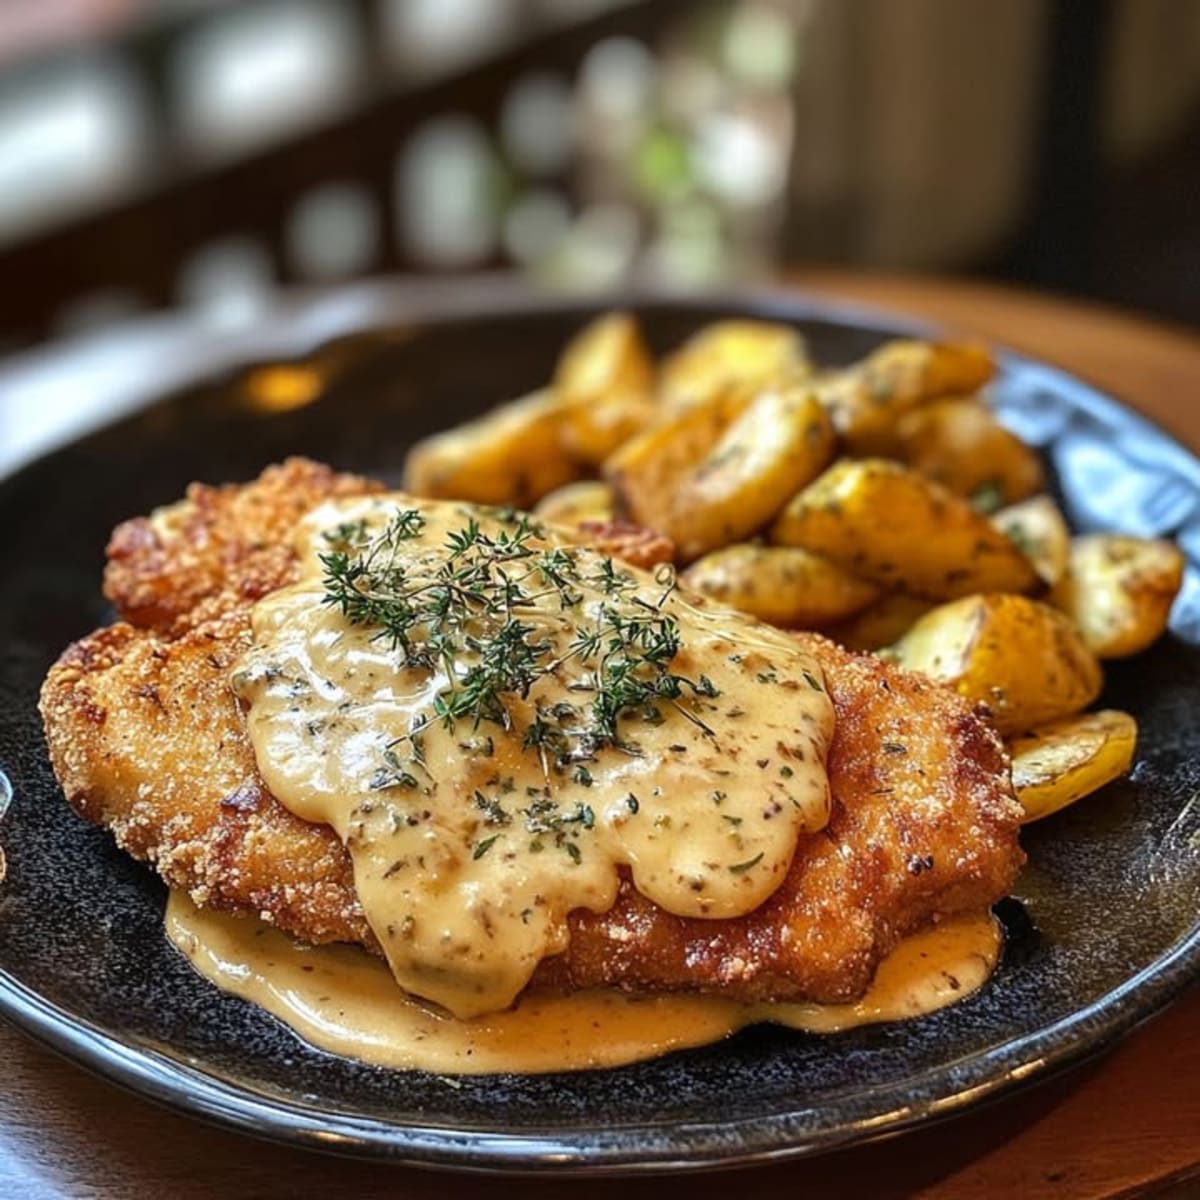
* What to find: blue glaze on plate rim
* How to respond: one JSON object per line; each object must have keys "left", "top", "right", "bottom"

{"left": 0, "top": 283, "right": 1197, "bottom": 1173}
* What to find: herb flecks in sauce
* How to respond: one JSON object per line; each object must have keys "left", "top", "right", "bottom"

{"left": 233, "top": 495, "right": 834, "bottom": 1018}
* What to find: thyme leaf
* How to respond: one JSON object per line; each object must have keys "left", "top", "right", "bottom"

{"left": 320, "top": 505, "right": 721, "bottom": 794}
{"left": 729, "top": 852, "right": 764, "bottom": 874}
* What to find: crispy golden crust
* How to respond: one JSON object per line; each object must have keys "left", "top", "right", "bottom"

{"left": 42, "top": 461, "right": 1024, "bottom": 1004}
{"left": 104, "top": 457, "right": 384, "bottom": 631}
{"left": 42, "top": 612, "right": 369, "bottom": 947}
{"left": 548, "top": 636, "right": 1021, "bottom": 1000}
{"left": 567, "top": 520, "right": 675, "bottom": 570}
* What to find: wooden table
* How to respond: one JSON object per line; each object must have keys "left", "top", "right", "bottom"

{"left": 3, "top": 274, "right": 1198, "bottom": 1198}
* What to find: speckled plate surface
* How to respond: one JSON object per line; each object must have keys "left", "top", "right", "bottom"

{"left": 0, "top": 287, "right": 1198, "bottom": 1174}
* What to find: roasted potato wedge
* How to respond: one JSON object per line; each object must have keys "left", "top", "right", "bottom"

{"left": 555, "top": 312, "right": 654, "bottom": 403}
{"left": 770, "top": 459, "right": 1039, "bottom": 598}
{"left": 894, "top": 398, "right": 1044, "bottom": 505}
{"left": 534, "top": 480, "right": 615, "bottom": 527}
{"left": 889, "top": 593, "right": 1103, "bottom": 734}
{"left": 992, "top": 495, "right": 1071, "bottom": 586}
{"left": 817, "top": 340, "right": 994, "bottom": 455}
{"left": 403, "top": 388, "right": 581, "bottom": 507}
{"left": 1051, "top": 534, "right": 1185, "bottom": 658}
{"left": 659, "top": 320, "right": 810, "bottom": 411}
{"left": 609, "top": 382, "right": 835, "bottom": 561}
{"left": 825, "top": 591, "right": 934, "bottom": 652}
{"left": 561, "top": 395, "right": 657, "bottom": 466}
{"left": 1008, "top": 710, "right": 1137, "bottom": 822}
{"left": 682, "top": 543, "right": 879, "bottom": 628}
{"left": 670, "top": 386, "right": 836, "bottom": 560}
{"left": 554, "top": 313, "right": 657, "bottom": 464}
{"left": 605, "top": 391, "right": 746, "bottom": 523}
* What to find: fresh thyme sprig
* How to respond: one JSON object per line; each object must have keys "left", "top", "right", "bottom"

{"left": 318, "top": 506, "right": 721, "bottom": 782}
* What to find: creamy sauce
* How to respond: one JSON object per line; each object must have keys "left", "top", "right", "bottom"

{"left": 232, "top": 496, "right": 834, "bottom": 1018}
{"left": 167, "top": 893, "right": 1001, "bottom": 1074}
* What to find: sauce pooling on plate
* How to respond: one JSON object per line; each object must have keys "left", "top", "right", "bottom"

{"left": 232, "top": 497, "right": 834, "bottom": 1018}
{"left": 167, "top": 894, "right": 1001, "bottom": 1073}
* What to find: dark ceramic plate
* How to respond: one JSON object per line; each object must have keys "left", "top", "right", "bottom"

{"left": 1, "top": 286, "right": 1198, "bottom": 1174}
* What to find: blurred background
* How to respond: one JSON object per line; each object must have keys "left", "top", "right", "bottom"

{"left": 0, "top": 0, "right": 1198, "bottom": 467}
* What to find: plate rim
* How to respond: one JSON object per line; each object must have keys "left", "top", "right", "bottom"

{"left": 2, "top": 280, "right": 1199, "bottom": 1172}
{"left": 2, "top": 928, "right": 1198, "bottom": 1174}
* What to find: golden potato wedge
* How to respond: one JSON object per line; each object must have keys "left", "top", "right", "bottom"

{"left": 682, "top": 543, "right": 879, "bottom": 628}
{"left": 817, "top": 340, "right": 994, "bottom": 455}
{"left": 403, "top": 388, "right": 581, "bottom": 507}
{"left": 659, "top": 320, "right": 810, "bottom": 411}
{"left": 889, "top": 593, "right": 1103, "bottom": 734}
{"left": 770, "top": 459, "right": 1039, "bottom": 599}
{"left": 610, "top": 383, "right": 835, "bottom": 562}
{"left": 560, "top": 394, "right": 657, "bottom": 466}
{"left": 824, "top": 591, "right": 935, "bottom": 651}
{"left": 553, "top": 313, "right": 657, "bottom": 464}
{"left": 670, "top": 385, "right": 836, "bottom": 560}
{"left": 534, "top": 480, "right": 615, "bottom": 526}
{"left": 893, "top": 398, "right": 1044, "bottom": 505}
{"left": 1008, "top": 710, "right": 1137, "bottom": 822}
{"left": 605, "top": 391, "right": 746, "bottom": 523}
{"left": 554, "top": 312, "right": 654, "bottom": 403}
{"left": 992, "top": 495, "right": 1071, "bottom": 586}
{"left": 1051, "top": 534, "right": 1185, "bottom": 658}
